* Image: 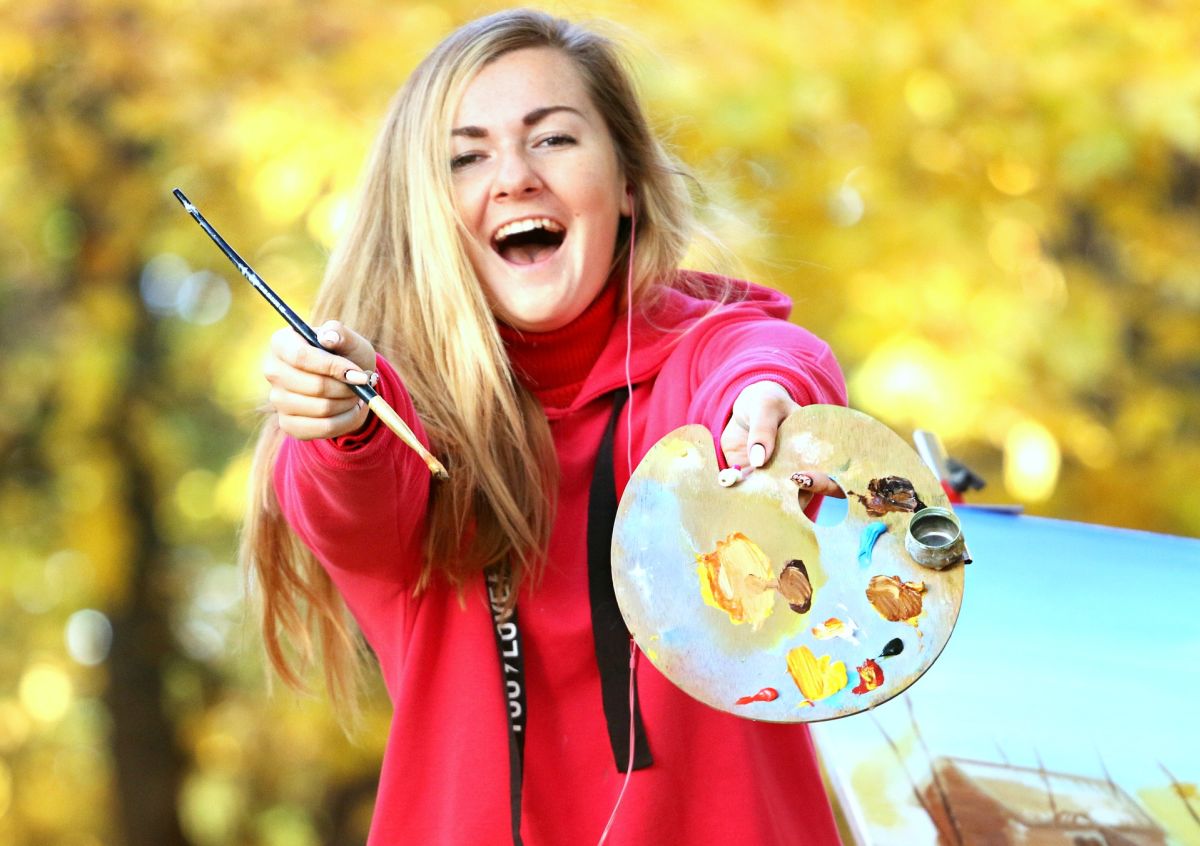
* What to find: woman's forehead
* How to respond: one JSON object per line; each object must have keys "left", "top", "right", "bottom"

{"left": 453, "top": 47, "right": 596, "bottom": 129}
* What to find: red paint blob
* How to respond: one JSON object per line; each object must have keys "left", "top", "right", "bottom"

{"left": 852, "top": 659, "right": 884, "bottom": 694}
{"left": 735, "top": 687, "right": 779, "bottom": 705}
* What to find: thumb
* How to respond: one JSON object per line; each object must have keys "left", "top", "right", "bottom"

{"left": 315, "top": 320, "right": 377, "bottom": 373}
{"left": 733, "top": 381, "right": 797, "bottom": 468}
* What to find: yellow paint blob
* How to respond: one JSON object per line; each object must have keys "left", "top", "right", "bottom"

{"left": 786, "top": 645, "right": 848, "bottom": 704}
{"left": 696, "top": 533, "right": 775, "bottom": 630}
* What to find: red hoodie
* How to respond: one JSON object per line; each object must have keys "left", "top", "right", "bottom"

{"left": 274, "top": 274, "right": 847, "bottom": 845}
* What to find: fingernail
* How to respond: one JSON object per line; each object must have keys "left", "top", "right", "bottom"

{"left": 749, "top": 443, "right": 766, "bottom": 468}
{"left": 319, "top": 330, "right": 340, "bottom": 347}
{"left": 368, "top": 371, "right": 380, "bottom": 388}
{"left": 791, "top": 472, "right": 813, "bottom": 489}
{"left": 345, "top": 369, "right": 369, "bottom": 385}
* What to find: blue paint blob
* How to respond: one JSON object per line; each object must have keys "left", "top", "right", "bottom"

{"left": 857, "top": 521, "right": 889, "bottom": 568}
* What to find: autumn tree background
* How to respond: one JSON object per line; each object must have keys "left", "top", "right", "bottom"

{"left": 1, "top": 0, "right": 1197, "bottom": 844}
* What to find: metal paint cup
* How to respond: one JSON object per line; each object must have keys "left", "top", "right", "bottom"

{"left": 905, "top": 507, "right": 969, "bottom": 570}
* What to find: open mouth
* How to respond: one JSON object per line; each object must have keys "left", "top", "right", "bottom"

{"left": 492, "top": 217, "right": 566, "bottom": 265}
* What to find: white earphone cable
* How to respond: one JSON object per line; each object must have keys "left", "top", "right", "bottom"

{"left": 596, "top": 196, "right": 639, "bottom": 846}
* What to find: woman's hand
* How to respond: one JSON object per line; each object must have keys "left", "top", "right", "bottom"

{"left": 263, "top": 320, "right": 378, "bottom": 441}
{"left": 720, "top": 380, "right": 843, "bottom": 507}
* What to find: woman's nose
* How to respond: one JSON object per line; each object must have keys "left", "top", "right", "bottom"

{"left": 492, "top": 149, "right": 542, "bottom": 200}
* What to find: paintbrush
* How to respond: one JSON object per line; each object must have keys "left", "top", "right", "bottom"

{"left": 172, "top": 188, "right": 449, "bottom": 481}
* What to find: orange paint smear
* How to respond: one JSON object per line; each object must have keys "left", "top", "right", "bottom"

{"left": 811, "top": 617, "right": 860, "bottom": 644}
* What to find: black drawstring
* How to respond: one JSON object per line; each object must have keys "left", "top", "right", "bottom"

{"left": 489, "top": 388, "right": 653, "bottom": 846}
{"left": 587, "top": 389, "right": 653, "bottom": 772}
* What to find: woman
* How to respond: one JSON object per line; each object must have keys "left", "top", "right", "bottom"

{"left": 245, "top": 8, "right": 847, "bottom": 844}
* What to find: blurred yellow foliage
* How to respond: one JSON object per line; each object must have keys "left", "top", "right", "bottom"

{"left": 1, "top": 0, "right": 1197, "bottom": 843}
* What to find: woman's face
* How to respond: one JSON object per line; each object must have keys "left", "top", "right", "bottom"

{"left": 450, "top": 47, "right": 630, "bottom": 332}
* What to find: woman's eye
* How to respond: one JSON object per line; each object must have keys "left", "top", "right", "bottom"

{"left": 451, "top": 152, "right": 484, "bottom": 171}
{"left": 537, "top": 134, "right": 576, "bottom": 148}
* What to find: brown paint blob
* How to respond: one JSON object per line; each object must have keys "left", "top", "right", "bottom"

{"left": 737, "top": 559, "right": 815, "bottom": 616}
{"left": 778, "top": 560, "right": 813, "bottom": 614}
{"left": 850, "top": 476, "right": 927, "bottom": 516}
{"left": 866, "top": 574, "right": 926, "bottom": 622}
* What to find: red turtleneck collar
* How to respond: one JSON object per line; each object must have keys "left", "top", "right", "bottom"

{"left": 497, "top": 281, "right": 620, "bottom": 408}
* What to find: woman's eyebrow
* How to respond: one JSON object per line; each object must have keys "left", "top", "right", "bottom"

{"left": 523, "top": 105, "right": 585, "bottom": 125}
{"left": 451, "top": 105, "right": 587, "bottom": 138}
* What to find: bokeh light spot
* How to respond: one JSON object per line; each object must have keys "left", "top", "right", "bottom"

{"left": 175, "top": 469, "right": 219, "bottom": 522}
{"left": 180, "top": 773, "right": 244, "bottom": 845}
{"left": 177, "top": 271, "right": 231, "bottom": 325}
{"left": 0, "top": 699, "right": 31, "bottom": 752}
{"left": 41, "top": 208, "right": 85, "bottom": 261}
{"left": 827, "top": 184, "right": 865, "bottom": 227}
{"left": 988, "top": 154, "right": 1039, "bottom": 196}
{"left": 909, "top": 129, "right": 964, "bottom": 173}
{"left": 306, "top": 192, "right": 350, "bottom": 248}
{"left": 988, "top": 218, "right": 1042, "bottom": 273}
{"left": 215, "top": 452, "right": 252, "bottom": 523}
{"left": 19, "top": 663, "right": 73, "bottom": 723}
{"left": 65, "top": 609, "right": 114, "bottom": 667}
{"left": 1004, "top": 419, "right": 1061, "bottom": 502}
{"left": 140, "top": 253, "right": 190, "bottom": 316}
{"left": 904, "top": 69, "right": 955, "bottom": 124}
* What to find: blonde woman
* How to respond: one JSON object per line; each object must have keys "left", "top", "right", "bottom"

{"left": 246, "top": 8, "right": 846, "bottom": 844}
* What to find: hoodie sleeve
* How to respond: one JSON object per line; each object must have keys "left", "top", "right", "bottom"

{"left": 683, "top": 308, "right": 848, "bottom": 439}
{"left": 272, "top": 354, "right": 431, "bottom": 586}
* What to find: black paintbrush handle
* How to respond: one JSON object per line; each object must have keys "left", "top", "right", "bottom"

{"left": 171, "top": 188, "right": 378, "bottom": 405}
{"left": 172, "top": 188, "right": 447, "bottom": 479}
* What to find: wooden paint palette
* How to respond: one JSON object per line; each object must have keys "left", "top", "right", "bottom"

{"left": 612, "top": 405, "right": 966, "bottom": 722}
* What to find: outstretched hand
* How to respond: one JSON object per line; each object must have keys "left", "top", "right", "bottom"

{"left": 263, "top": 320, "right": 378, "bottom": 441}
{"left": 720, "top": 380, "right": 844, "bottom": 507}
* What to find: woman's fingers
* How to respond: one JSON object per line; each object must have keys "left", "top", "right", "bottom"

{"left": 268, "top": 370, "right": 369, "bottom": 440}
{"left": 720, "top": 381, "right": 798, "bottom": 469}
{"left": 314, "top": 320, "right": 378, "bottom": 374}
{"left": 791, "top": 471, "right": 846, "bottom": 499}
{"left": 268, "top": 327, "right": 373, "bottom": 387}
{"left": 793, "top": 470, "right": 846, "bottom": 511}
{"left": 720, "top": 381, "right": 847, "bottom": 505}
{"left": 277, "top": 402, "right": 370, "bottom": 441}
{"left": 268, "top": 387, "right": 362, "bottom": 419}
{"left": 263, "top": 323, "right": 378, "bottom": 441}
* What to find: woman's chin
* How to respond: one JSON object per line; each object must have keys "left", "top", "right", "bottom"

{"left": 498, "top": 309, "right": 574, "bottom": 333}
{"left": 488, "top": 275, "right": 603, "bottom": 333}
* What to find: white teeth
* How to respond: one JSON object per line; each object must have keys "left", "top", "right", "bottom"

{"left": 493, "top": 217, "right": 565, "bottom": 243}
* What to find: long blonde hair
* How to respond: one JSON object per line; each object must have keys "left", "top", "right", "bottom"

{"left": 241, "top": 9, "right": 700, "bottom": 710}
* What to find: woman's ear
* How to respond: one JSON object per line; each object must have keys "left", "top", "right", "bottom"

{"left": 621, "top": 184, "right": 635, "bottom": 217}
